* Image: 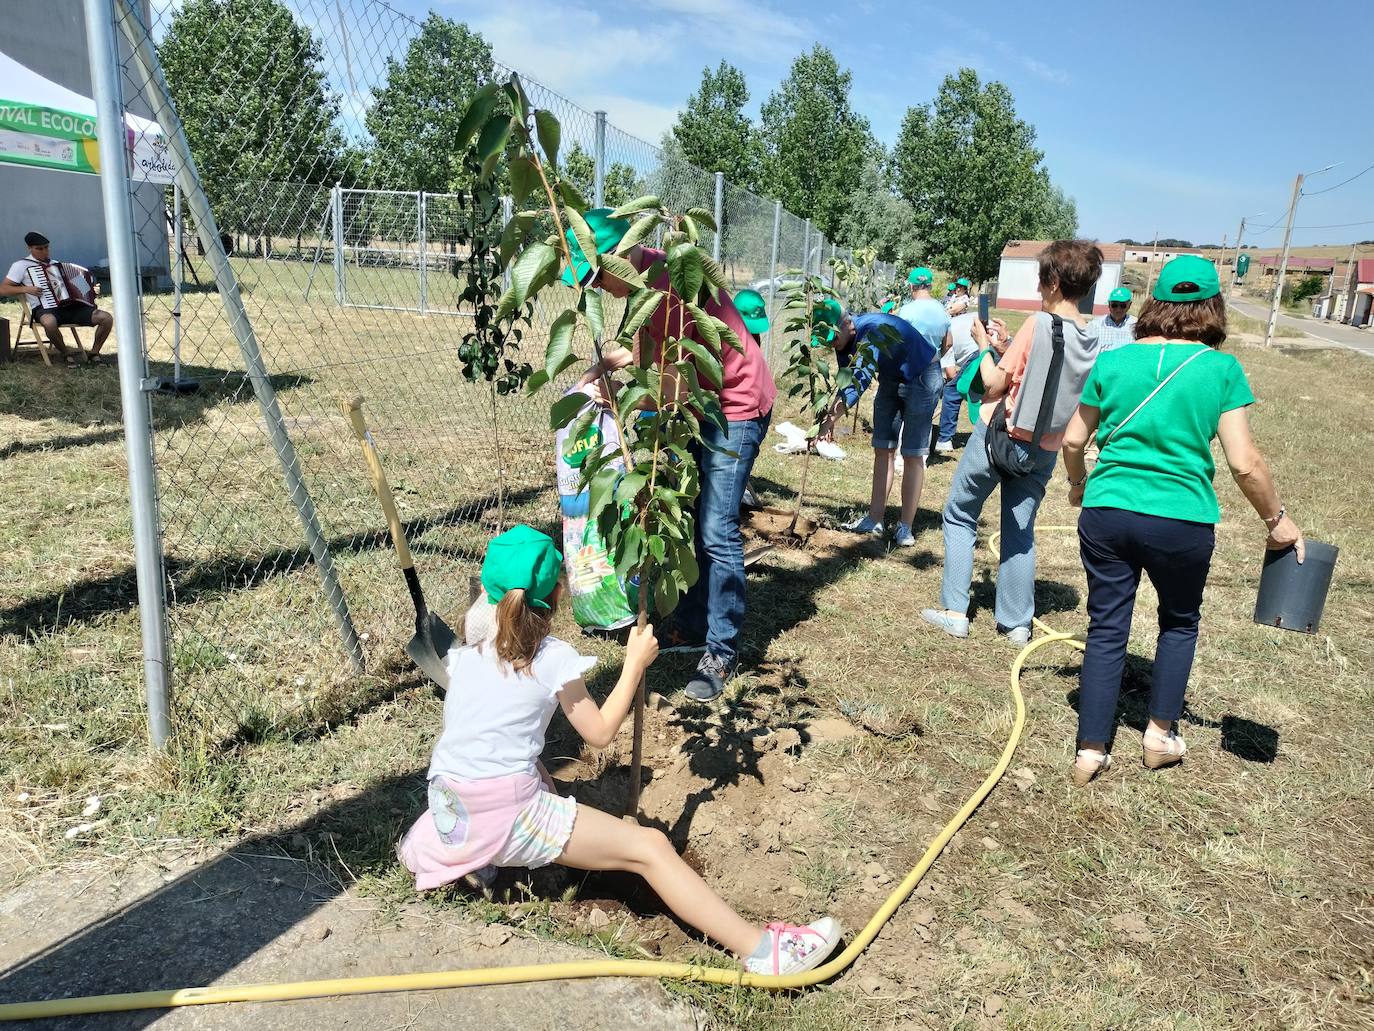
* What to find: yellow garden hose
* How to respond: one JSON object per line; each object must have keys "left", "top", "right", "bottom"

{"left": 0, "top": 535, "right": 1087, "bottom": 1023}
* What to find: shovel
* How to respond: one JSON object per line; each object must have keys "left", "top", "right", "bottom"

{"left": 342, "top": 396, "right": 455, "bottom": 690}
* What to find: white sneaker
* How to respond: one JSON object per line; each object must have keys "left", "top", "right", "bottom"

{"left": 891, "top": 523, "right": 917, "bottom": 547}
{"left": 999, "top": 625, "right": 1031, "bottom": 647}
{"left": 743, "top": 918, "right": 844, "bottom": 976}
{"left": 935, "top": 439, "right": 955, "bottom": 454}
{"left": 921, "top": 608, "right": 969, "bottom": 638}
{"left": 841, "top": 515, "right": 884, "bottom": 537}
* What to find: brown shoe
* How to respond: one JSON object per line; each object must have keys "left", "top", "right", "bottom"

{"left": 1142, "top": 729, "right": 1187, "bottom": 771}
{"left": 1071, "top": 749, "right": 1111, "bottom": 787}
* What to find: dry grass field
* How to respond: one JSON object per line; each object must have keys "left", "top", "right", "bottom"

{"left": 1, "top": 263, "right": 1371, "bottom": 1029}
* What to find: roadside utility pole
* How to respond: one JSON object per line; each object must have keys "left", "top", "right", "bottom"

{"left": 1264, "top": 174, "right": 1303, "bottom": 349}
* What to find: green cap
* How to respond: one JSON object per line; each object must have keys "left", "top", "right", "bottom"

{"left": 1152, "top": 255, "right": 1220, "bottom": 303}
{"left": 908, "top": 266, "right": 933, "bottom": 286}
{"left": 956, "top": 277, "right": 971, "bottom": 288}
{"left": 734, "top": 288, "right": 770, "bottom": 335}
{"left": 481, "top": 524, "right": 563, "bottom": 609}
{"left": 561, "top": 208, "right": 631, "bottom": 287}
{"left": 1108, "top": 286, "right": 1132, "bottom": 304}
{"left": 881, "top": 299, "right": 895, "bottom": 313}
{"left": 812, "top": 297, "right": 843, "bottom": 346}
{"left": 945, "top": 282, "right": 956, "bottom": 293}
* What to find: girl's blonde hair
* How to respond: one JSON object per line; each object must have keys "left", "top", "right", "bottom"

{"left": 493, "top": 588, "right": 555, "bottom": 674}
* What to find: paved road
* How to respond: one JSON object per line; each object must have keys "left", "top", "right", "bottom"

{"left": 1229, "top": 296, "right": 1374, "bottom": 358}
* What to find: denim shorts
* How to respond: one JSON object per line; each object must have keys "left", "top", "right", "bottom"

{"left": 871, "top": 360, "right": 942, "bottom": 457}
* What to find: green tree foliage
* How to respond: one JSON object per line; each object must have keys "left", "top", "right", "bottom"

{"left": 759, "top": 46, "right": 877, "bottom": 239}
{"left": 1291, "top": 275, "right": 1325, "bottom": 302}
{"left": 1036, "top": 184, "right": 1079, "bottom": 241}
{"left": 893, "top": 68, "right": 1076, "bottom": 282}
{"left": 671, "top": 61, "right": 761, "bottom": 189}
{"left": 365, "top": 14, "right": 495, "bottom": 192}
{"left": 562, "top": 143, "right": 640, "bottom": 208}
{"left": 838, "top": 160, "right": 923, "bottom": 266}
{"left": 158, "top": 0, "right": 344, "bottom": 234}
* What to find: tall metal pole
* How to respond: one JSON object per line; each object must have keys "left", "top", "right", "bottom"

{"left": 766, "top": 200, "right": 781, "bottom": 362}
{"left": 712, "top": 171, "right": 723, "bottom": 263}
{"left": 172, "top": 181, "right": 183, "bottom": 384}
{"left": 1229, "top": 218, "right": 1247, "bottom": 298}
{"left": 332, "top": 184, "right": 345, "bottom": 306}
{"left": 501, "top": 195, "right": 513, "bottom": 293}
{"left": 117, "top": 0, "right": 365, "bottom": 674}
{"left": 593, "top": 111, "right": 606, "bottom": 208}
{"left": 417, "top": 190, "right": 427, "bottom": 315}
{"left": 802, "top": 219, "right": 811, "bottom": 276}
{"left": 1265, "top": 174, "right": 1304, "bottom": 349}
{"left": 84, "top": 0, "right": 171, "bottom": 748}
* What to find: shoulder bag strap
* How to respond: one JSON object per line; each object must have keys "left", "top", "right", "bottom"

{"left": 1028, "top": 314, "right": 1066, "bottom": 450}
{"left": 1103, "top": 347, "right": 1210, "bottom": 446}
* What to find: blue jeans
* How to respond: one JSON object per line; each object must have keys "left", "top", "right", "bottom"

{"left": 939, "top": 421, "right": 1057, "bottom": 629}
{"left": 1076, "top": 507, "right": 1215, "bottom": 744}
{"left": 938, "top": 356, "right": 976, "bottom": 443}
{"left": 677, "top": 409, "right": 771, "bottom": 663}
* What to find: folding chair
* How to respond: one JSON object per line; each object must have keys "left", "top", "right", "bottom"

{"left": 16, "top": 305, "right": 85, "bottom": 366}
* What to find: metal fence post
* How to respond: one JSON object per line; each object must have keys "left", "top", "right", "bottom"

{"left": 417, "top": 190, "right": 427, "bottom": 315}
{"left": 84, "top": 0, "right": 171, "bottom": 749}
{"left": 593, "top": 110, "right": 606, "bottom": 208}
{"left": 802, "top": 219, "right": 811, "bottom": 277}
{"left": 331, "top": 184, "right": 345, "bottom": 306}
{"left": 117, "top": 0, "right": 365, "bottom": 675}
{"left": 501, "top": 195, "right": 513, "bottom": 293}
{"left": 712, "top": 171, "right": 723, "bottom": 263}
{"left": 766, "top": 200, "right": 782, "bottom": 362}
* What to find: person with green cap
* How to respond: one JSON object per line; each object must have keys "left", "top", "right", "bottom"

{"left": 733, "top": 287, "right": 770, "bottom": 343}
{"left": 1089, "top": 286, "right": 1137, "bottom": 351}
{"left": 567, "top": 210, "right": 777, "bottom": 702}
{"left": 1060, "top": 255, "right": 1304, "bottom": 787}
{"left": 813, "top": 298, "right": 938, "bottom": 546}
{"left": 400, "top": 524, "right": 844, "bottom": 974}
{"left": 946, "top": 277, "right": 972, "bottom": 312}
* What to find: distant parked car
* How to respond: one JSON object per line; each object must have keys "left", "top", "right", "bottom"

{"left": 748, "top": 272, "right": 834, "bottom": 295}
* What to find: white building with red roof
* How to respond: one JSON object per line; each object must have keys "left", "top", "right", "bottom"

{"left": 994, "top": 241, "right": 1126, "bottom": 316}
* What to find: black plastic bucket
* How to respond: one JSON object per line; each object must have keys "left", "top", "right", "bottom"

{"left": 1253, "top": 541, "right": 1338, "bottom": 634}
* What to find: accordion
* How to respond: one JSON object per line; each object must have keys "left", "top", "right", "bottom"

{"left": 20, "top": 259, "right": 96, "bottom": 310}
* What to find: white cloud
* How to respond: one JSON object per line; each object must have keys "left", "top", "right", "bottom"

{"left": 578, "top": 94, "right": 681, "bottom": 145}
{"left": 445, "top": 0, "right": 661, "bottom": 97}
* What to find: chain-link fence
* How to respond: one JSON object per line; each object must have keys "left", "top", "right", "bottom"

{"left": 96, "top": 0, "right": 894, "bottom": 743}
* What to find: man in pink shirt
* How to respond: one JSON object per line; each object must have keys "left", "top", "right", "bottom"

{"left": 570, "top": 209, "right": 775, "bottom": 700}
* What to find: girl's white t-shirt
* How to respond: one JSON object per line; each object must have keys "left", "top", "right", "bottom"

{"left": 427, "top": 636, "right": 596, "bottom": 783}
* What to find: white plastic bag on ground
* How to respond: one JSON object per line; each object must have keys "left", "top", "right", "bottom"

{"left": 773, "top": 421, "right": 845, "bottom": 460}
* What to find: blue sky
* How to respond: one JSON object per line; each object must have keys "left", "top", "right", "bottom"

{"left": 373, "top": 0, "right": 1373, "bottom": 245}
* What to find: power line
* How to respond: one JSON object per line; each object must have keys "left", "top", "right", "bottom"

{"left": 1301, "top": 160, "right": 1374, "bottom": 197}
{"left": 1238, "top": 216, "right": 1374, "bottom": 233}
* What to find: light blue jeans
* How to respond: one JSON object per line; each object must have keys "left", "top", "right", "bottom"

{"left": 939, "top": 421, "right": 1058, "bottom": 629}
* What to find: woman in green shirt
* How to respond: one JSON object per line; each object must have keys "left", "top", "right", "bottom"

{"left": 1061, "top": 256, "right": 1304, "bottom": 787}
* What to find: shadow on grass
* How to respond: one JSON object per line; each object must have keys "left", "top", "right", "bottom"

{"left": 0, "top": 484, "right": 543, "bottom": 638}
{"left": 966, "top": 567, "right": 1082, "bottom": 624}
{"left": 1061, "top": 650, "right": 1280, "bottom": 763}
{"left": 0, "top": 771, "right": 425, "bottom": 1030}
{"left": 0, "top": 360, "right": 315, "bottom": 459}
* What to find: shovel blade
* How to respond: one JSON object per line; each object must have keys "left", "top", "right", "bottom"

{"left": 406, "top": 613, "right": 457, "bottom": 691}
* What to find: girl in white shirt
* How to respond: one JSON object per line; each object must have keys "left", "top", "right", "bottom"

{"left": 399, "top": 524, "right": 842, "bottom": 976}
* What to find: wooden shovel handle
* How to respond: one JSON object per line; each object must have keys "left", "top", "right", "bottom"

{"left": 341, "top": 396, "right": 415, "bottom": 571}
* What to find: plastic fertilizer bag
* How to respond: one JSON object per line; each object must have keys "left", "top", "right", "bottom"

{"left": 556, "top": 388, "right": 636, "bottom": 631}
